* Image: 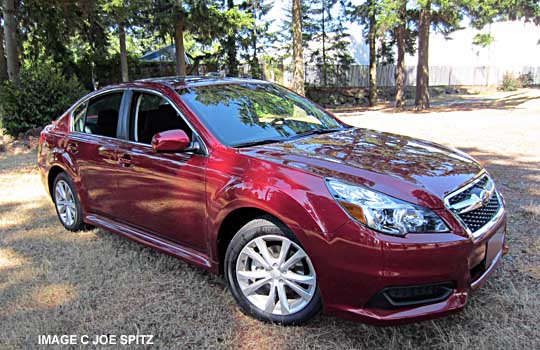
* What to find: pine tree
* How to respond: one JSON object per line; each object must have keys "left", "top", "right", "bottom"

{"left": 393, "top": 0, "right": 408, "bottom": 108}
{"left": 0, "top": 12, "right": 8, "bottom": 82}
{"left": 102, "top": 0, "right": 149, "bottom": 82}
{"left": 292, "top": 0, "right": 305, "bottom": 94}
{"left": 414, "top": 0, "right": 464, "bottom": 110}
{"left": 351, "top": 0, "right": 380, "bottom": 105}
{"left": 415, "top": 0, "right": 430, "bottom": 110}
{"left": 239, "top": 0, "right": 272, "bottom": 79}
{"left": 224, "top": 0, "right": 239, "bottom": 76}
{"left": 304, "top": 0, "right": 353, "bottom": 86}
{"left": 2, "top": 0, "right": 19, "bottom": 81}
{"left": 139, "top": 0, "right": 250, "bottom": 77}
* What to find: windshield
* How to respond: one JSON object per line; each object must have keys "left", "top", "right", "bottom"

{"left": 177, "top": 82, "right": 346, "bottom": 147}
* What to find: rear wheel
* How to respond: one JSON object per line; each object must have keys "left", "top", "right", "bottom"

{"left": 225, "top": 216, "right": 321, "bottom": 325}
{"left": 52, "top": 172, "right": 87, "bottom": 231}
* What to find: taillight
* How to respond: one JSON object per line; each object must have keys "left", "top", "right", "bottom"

{"left": 39, "top": 131, "right": 46, "bottom": 144}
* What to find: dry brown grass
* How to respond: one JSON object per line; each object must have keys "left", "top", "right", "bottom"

{"left": 1, "top": 90, "right": 540, "bottom": 349}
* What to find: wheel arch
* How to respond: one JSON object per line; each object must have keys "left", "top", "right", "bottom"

{"left": 211, "top": 182, "right": 335, "bottom": 275}
{"left": 216, "top": 206, "right": 277, "bottom": 274}
{"left": 47, "top": 165, "right": 67, "bottom": 198}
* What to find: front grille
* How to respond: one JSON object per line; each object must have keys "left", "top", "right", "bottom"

{"left": 447, "top": 177, "right": 488, "bottom": 206}
{"left": 458, "top": 194, "right": 501, "bottom": 232}
{"left": 445, "top": 174, "right": 502, "bottom": 235}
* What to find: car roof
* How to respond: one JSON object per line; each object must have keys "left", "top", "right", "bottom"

{"left": 133, "top": 75, "right": 269, "bottom": 90}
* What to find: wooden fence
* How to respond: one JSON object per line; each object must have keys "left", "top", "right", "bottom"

{"left": 268, "top": 64, "right": 540, "bottom": 87}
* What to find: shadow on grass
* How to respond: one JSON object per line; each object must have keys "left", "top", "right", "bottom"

{"left": 330, "top": 89, "right": 540, "bottom": 115}
{"left": 1, "top": 145, "right": 539, "bottom": 349}
{"left": 423, "top": 92, "right": 540, "bottom": 113}
{"left": 0, "top": 150, "right": 38, "bottom": 174}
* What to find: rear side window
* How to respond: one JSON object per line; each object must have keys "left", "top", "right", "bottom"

{"left": 130, "top": 93, "right": 191, "bottom": 144}
{"left": 72, "top": 102, "right": 87, "bottom": 132}
{"left": 83, "top": 92, "right": 123, "bottom": 138}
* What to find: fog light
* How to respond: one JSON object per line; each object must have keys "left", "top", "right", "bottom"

{"left": 366, "top": 282, "right": 455, "bottom": 309}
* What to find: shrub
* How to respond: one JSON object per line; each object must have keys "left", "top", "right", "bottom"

{"left": 501, "top": 72, "right": 520, "bottom": 92}
{"left": 0, "top": 62, "right": 88, "bottom": 137}
{"left": 518, "top": 72, "right": 534, "bottom": 87}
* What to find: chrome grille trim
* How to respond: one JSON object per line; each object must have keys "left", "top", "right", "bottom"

{"left": 444, "top": 173, "right": 505, "bottom": 239}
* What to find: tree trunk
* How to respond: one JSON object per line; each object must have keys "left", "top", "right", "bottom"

{"left": 0, "top": 22, "right": 8, "bottom": 82}
{"left": 415, "top": 0, "right": 431, "bottom": 110}
{"left": 292, "top": 0, "right": 304, "bottom": 95}
{"left": 226, "top": 0, "right": 238, "bottom": 76}
{"left": 2, "top": 0, "right": 19, "bottom": 81}
{"left": 119, "top": 23, "right": 129, "bottom": 82}
{"left": 174, "top": 12, "right": 187, "bottom": 76}
{"left": 322, "top": 1, "right": 326, "bottom": 86}
{"left": 250, "top": 0, "right": 261, "bottom": 78}
{"left": 394, "top": 2, "right": 406, "bottom": 108}
{"left": 368, "top": 5, "right": 377, "bottom": 107}
{"left": 226, "top": 35, "right": 238, "bottom": 76}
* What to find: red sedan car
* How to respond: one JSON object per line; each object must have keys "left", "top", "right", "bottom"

{"left": 38, "top": 77, "right": 507, "bottom": 325}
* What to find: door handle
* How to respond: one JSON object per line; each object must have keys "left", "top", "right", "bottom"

{"left": 67, "top": 142, "right": 78, "bottom": 154}
{"left": 117, "top": 154, "right": 133, "bottom": 167}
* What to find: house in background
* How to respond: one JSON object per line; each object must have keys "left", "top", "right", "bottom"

{"left": 140, "top": 45, "right": 192, "bottom": 65}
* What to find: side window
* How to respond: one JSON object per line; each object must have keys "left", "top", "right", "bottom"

{"left": 84, "top": 92, "right": 123, "bottom": 138}
{"left": 131, "top": 93, "right": 191, "bottom": 144}
{"left": 72, "top": 102, "right": 87, "bottom": 132}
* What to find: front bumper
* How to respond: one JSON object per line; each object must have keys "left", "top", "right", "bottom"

{"left": 301, "top": 209, "right": 507, "bottom": 325}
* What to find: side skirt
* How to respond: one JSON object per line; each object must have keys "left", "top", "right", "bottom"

{"left": 84, "top": 213, "right": 217, "bottom": 273}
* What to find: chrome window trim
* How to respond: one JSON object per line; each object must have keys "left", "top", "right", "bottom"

{"left": 72, "top": 101, "right": 88, "bottom": 133}
{"left": 444, "top": 172, "right": 505, "bottom": 240}
{"left": 69, "top": 130, "right": 123, "bottom": 144}
{"left": 68, "top": 87, "right": 208, "bottom": 157}
{"left": 133, "top": 94, "right": 143, "bottom": 142}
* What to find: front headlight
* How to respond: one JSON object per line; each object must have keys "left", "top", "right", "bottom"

{"left": 326, "top": 178, "right": 449, "bottom": 236}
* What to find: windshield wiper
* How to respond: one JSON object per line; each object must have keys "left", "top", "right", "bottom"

{"left": 290, "top": 127, "right": 346, "bottom": 139}
{"left": 233, "top": 127, "right": 347, "bottom": 148}
{"left": 232, "top": 138, "right": 286, "bottom": 148}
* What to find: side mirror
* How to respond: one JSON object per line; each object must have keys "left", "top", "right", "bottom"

{"left": 151, "top": 129, "right": 191, "bottom": 153}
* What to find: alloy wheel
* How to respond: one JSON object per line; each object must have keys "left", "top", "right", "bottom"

{"left": 55, "top": 179, "right": 77, "bottom": 226}
{"left": 235, "top": 234, "right": 317, "bottom": 315}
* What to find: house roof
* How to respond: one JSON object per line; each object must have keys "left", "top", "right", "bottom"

{"left": 140, "top": 44, "right": 192, "bottom": 64}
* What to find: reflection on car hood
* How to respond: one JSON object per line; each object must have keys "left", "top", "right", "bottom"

{"left": 241, "top": 128, "right": 483, "bottom": 208}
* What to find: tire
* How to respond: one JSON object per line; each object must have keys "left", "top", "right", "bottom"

{"left": 52, "top": 172, "right": 88, "bottom": 232}
{"left": 225, "top": 215, "right": 321, "bottom": 325}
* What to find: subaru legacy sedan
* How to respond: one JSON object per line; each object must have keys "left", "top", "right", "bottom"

{"left": 38, "top": 76, "right": 507, "bottom": 325}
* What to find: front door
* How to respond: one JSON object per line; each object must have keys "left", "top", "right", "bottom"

{"left": 113, "top": 91, "right": 208, "bottom": 251}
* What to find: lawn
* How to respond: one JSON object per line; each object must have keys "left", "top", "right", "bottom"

{"left": 1, "top": 89, "right": 539, "bottom": 349}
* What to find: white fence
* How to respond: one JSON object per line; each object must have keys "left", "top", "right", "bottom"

{"left": 273, "top": 64, "right": 540, "bottom": 87}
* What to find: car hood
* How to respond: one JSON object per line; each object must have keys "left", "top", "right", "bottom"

{"left": 240, "top": 128, "right": 483, "bottom": 209}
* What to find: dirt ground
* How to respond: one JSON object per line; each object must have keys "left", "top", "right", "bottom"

{"left": 1, "top": 89, "right": 539, "bottom": 349}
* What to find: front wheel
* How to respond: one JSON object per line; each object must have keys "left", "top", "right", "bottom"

{"left": 225, "top": 216, "right": 321, "bottom": 325}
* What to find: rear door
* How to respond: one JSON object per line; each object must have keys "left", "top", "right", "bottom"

{"left": 112, "top": 90, "right": 208, "bottom": 250}
{"left": 68, "top": 90, "right": 127, "bottom": 217}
